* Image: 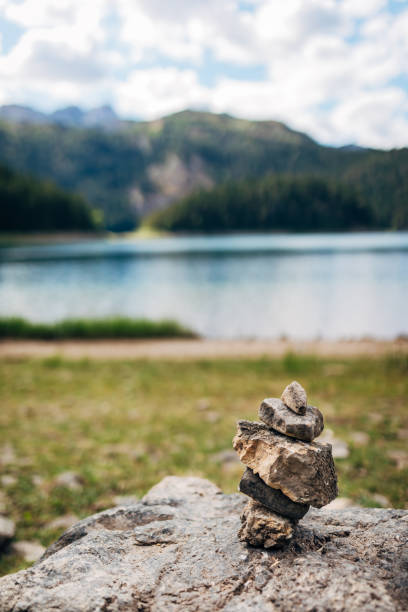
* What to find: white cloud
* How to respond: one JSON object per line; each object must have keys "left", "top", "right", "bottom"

{"left": 2, "top": 0, "right": 108, "bottom": 33}
{"left": 329, "top": 88, "right": 408, "bottom": 149}
{"left": 115, "top": 67, "right": 209, "bottom": 119}
{"left": 0, "top": 0, "right": 407, "bottom": 147}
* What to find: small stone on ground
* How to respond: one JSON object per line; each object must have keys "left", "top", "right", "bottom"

{"left": 324, "top": 497, "right": 355, "bottom": 510}
{"left": 350, "top": 431, "right": 370, "bottom": 446}
{"left": 318, "top": 428, "right": 350, "bottom": 459}
{"left": 0, "top": 475, "right": 17, "bottom": 487}
{"left": 0, "top": 516, "right": 15, "bottom": 546}
{"left": 54, "top": 472, "right": 83, "bottom": 491}
{"left": 387, "top": 450, "right": 408, "bottom": 470}
{"left": 46, "top": 515, "right": 79, "bottom": 530}
{"left": 113, "top": 496, "right": 139, "bottom": 506}
{"left": 0, "top": 444, "right": 16, "bottom": 466}
{"left": 211, "top": 449, "right": 240, "bottom": 465}
{"left": 372, "top": 494, "right": 391, "bottom": 507}
{"left": 11, "top": 541, "right": 45, "bottom": 563}
{"left": 32, "top": 475, "right": 45, "bottom": 488}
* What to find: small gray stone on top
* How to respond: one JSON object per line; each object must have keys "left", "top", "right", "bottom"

{"left": 281, "top": 381, "right": 307, "bottom": 415}
{"left": 259, "top": 398, "right": 323, "bottom": 442}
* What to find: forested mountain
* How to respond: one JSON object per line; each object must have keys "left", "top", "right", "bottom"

{"left": 0, "top": 108, "right": 406, "bottom": 231}
{"left": 0, "top": 164, "right": 98, "bottom": 232}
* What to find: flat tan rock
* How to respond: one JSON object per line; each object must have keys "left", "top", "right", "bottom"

{"left": 259, "top": 397, "right": 323, "bottom": 441}
{"left": 233, "top": 420, "right": 338, "bottom": 507}
{"left": 239, "top": 500, "right": 294, "bottom": 549}
{"left": 281, "top": 381, "right": 307, "bottom": 414}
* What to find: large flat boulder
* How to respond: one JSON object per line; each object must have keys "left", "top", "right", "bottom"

{"left": 0, "top": 476, "right": 407, "bottom": 611}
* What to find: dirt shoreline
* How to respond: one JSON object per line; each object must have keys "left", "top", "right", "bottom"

{"left": 1, "top": 338, "right": 407, "bottom": 360}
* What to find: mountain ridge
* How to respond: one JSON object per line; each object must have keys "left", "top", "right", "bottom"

{"left": 0, "top": 104, "right": 120, "bottom": 129}
{"left": 0, "top": 106, "right": 406, "bottom": 230}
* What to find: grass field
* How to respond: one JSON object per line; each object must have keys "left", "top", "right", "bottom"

{"left": 0, "top": 353, "right": 407, "bottom": 576}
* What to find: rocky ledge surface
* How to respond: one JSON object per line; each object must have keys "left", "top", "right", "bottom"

{"left": 0, "top": 477, "right": 407, "bottom": 612}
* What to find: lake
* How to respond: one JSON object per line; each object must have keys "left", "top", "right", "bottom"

{"left": 1, "top": 232, "right": 407, "bottom": 340}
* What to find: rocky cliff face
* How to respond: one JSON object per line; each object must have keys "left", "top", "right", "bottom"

{"left": 0, "top": 476, "right": 407, "bottom": 611}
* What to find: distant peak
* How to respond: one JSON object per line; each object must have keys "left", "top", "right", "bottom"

{"left": 0, "top": 103, "right": 119, "bottom": 128}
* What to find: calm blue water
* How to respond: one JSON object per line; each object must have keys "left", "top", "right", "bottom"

{"left": 0, "top": 232, "right": 407, "bottom": 339}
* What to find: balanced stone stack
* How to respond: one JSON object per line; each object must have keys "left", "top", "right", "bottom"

{"left": 233, "top": 381, "right": 338, "bottom": 549}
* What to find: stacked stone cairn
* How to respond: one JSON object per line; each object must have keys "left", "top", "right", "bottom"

{"left": 233, "top": 381, "right": 338, "bottom": 549}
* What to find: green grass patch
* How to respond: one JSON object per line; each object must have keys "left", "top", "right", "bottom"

{"left": 0, "top": 316, "right": 196, "bottom": 340}
{"left": 0, "top": 354, "right": 407, "bottom": 576}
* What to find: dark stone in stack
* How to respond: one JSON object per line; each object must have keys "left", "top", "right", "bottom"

{"left": 239, "top": 467, "right": 309, "bottom": 520}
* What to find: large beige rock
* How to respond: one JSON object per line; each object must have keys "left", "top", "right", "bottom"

{"left": 239, "top": 500, "right": 294, "bottom": 549}
{"left": 233, "top": 420, "right": 338, "bottom": 507}
{"left": 259, "top": 397, "right": 324, "bottom": 441}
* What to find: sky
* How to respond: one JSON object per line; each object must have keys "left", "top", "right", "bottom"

{"left": 0, "top": 0, "right": 407, "bottom": 148}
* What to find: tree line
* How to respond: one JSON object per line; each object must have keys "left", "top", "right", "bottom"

{"left": 0, "top": 164, "right": 99, "bottom": 232}
{"left": 146, "top": 175, "right": 377, "bottom": 233}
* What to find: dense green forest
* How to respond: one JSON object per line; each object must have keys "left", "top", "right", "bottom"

{"left": 146, "top": 176, "right": 375, "bottom": 232}
{"left": 0, "top": 164, "right": 98, "bottom": 232}
{"left": 343, "top": 149, "right": 408, "bottom": 229}
{"left": 0, "top": 109, "right": 407, "bottom": 232}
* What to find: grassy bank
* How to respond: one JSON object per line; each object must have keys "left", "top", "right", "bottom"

{"left": 0, "top": 353, "right": 407, "bottom": 576}
{"left": 0, "top": 317, "right": 196, "bottom": 340}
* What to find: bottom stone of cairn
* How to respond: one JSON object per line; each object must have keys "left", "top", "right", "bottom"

{"left": 239, "top": 500, "right": 294, "bottom": 549}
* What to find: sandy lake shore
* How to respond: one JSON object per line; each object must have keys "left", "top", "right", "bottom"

{"left": 1, "top": 338, "right": 407, "bottom": 360}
